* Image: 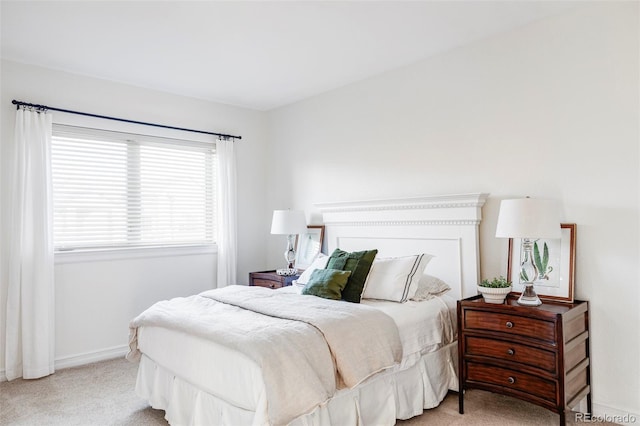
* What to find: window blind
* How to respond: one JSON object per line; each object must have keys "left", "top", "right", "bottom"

{"left": 52, "top": 125, "right": 217, "bottom": 250}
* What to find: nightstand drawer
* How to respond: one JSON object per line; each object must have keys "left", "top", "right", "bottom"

{"left": 252, "top": 279, "right": 284, "bottom": 289}
{"left": 464, "top": 310, "right": 556, "bottom": 342}
{"left": 249, "top": 270, "right": 299, "bottom": 289}
{"left": 465, "top": 336, "right": 556, "bottom": 373}
{"left": 467, "top": 362, "right": 557, "bottom": 402}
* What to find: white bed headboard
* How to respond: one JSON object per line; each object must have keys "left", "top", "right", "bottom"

{"left": 315, "top": 193, "right": 489, "bottom": 300}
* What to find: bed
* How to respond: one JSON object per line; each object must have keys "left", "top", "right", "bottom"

{"left": 128, "top": 193, "right": 488, "bottom": 425}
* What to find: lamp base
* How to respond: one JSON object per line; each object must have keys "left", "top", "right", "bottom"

{"left": 517, "top": 283, "right": 542, "bottom": 306}
{"left": 283, "top": 234, "right": 296, "bottom": 270}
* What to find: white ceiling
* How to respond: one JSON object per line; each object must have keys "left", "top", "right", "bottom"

{"left": 1, "top": 1, "right": 577, "bottom": 111}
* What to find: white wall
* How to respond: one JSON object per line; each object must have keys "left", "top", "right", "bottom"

{"left": 267, "top": 2, "right": 639, "bottom": 419}
{"left": 0, "top": 60, "right": 271, "bottom": 371}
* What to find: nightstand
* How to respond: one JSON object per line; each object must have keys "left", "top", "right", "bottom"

{"left": 249, "top": 270, "right": 299, "bottom": 289}
{"left": 457, "top": 294, "right": 591, "bottom": 426}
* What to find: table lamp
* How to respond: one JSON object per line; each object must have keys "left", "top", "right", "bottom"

{"left": 495, "top": 197, "right": 561, "bottom": 306}
{"left": 271, "top": 210, "right": 307, "bottom": 275}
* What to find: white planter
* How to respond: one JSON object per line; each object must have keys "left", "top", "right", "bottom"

{"left": 477, "top": 286, "right": 512, "bottom": 304}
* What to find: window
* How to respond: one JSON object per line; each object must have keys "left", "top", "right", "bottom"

{"left": 52, "top": 125, "right": 217, "bottom": 251}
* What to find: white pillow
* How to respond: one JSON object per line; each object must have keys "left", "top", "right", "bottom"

{"left": 411, "top": 274, "right": 451, "bottom": 301}
{"left": 296, "top": 253, "right": 329, "bottom": 285}
{"left": 362, "top": 254, "right": 433, "bottom": 302}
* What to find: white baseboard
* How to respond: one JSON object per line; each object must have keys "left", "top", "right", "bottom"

{"left": 589, "top": 403, "right": 640, "bottom": 426}
{"left": 54, "top": 345, "right": 129, "bottom": 370}
{"left": 0, "top": 344, "right": 129, "bottom": 382}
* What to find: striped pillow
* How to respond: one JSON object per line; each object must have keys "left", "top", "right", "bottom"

{"left": 362, "top": 254, "right": 433, "bottom": 302}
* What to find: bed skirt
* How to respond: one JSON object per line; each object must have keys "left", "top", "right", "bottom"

{"left": 135, "top": 341, "right": 458, "bottom": 426}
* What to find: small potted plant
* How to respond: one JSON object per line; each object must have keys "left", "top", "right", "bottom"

{"left": 477, "top": 276, "right": 512, "bottom": 304}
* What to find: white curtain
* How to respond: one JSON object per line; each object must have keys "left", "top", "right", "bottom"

{"left": 5, "top": 108, "right": 55, "bottom": 380}
{"left": 216, "top": 137, "right": 237, "bottom": 288}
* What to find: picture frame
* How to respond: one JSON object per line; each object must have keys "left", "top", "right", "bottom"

{"left": 295, "top": 225, "right": 325, "bottom": 270}
{"left": 507, "top": 223, "right": 576, "bottom": 303}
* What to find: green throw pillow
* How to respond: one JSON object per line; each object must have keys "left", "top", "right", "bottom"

{"left": 301, "top": 269, "right": 351, "bottom": 300}
{"left": 326, "top": 248, "right": 378, "bottom": 303}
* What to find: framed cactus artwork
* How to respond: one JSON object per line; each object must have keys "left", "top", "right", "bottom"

{"left": 507, "top": 223, "right": 576, "bottom": 303}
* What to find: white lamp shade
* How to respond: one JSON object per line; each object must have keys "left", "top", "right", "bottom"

{"left": 495, "top": 198, "right": 561, "bottom": 239}
{"left": 271, "top": 210, "right": 307, "bottom": 235}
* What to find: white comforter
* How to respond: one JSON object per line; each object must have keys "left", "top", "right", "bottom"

{"left": 128, "top": 285, "right": 402, "bottom": 425}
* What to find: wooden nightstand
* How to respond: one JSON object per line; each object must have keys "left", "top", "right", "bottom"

{"left": 457, "top": 294, "right": 591, "bottom": 426}
{"left": 249, "top": 270, "right": 299, "bottom": 289}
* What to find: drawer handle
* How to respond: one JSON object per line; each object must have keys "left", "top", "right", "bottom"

{"left": 269, "top": 283, "right": 275, "bottom": 289}
{"left": 507, "top": 376, "right": 516, "bottom": 384}
{"left": 505, "top": 321, "right": 514, "bottom": 328}
{"left": 507, "top": 348, "right": 515, "bottom": 356}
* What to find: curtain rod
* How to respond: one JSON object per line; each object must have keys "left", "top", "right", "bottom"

{"left": 11, "top": 100, "right": 242, "bottom": 140}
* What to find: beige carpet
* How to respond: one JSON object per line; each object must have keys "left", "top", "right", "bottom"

{"left": 1, "top": 357, "right": 612, "bottom": 426}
